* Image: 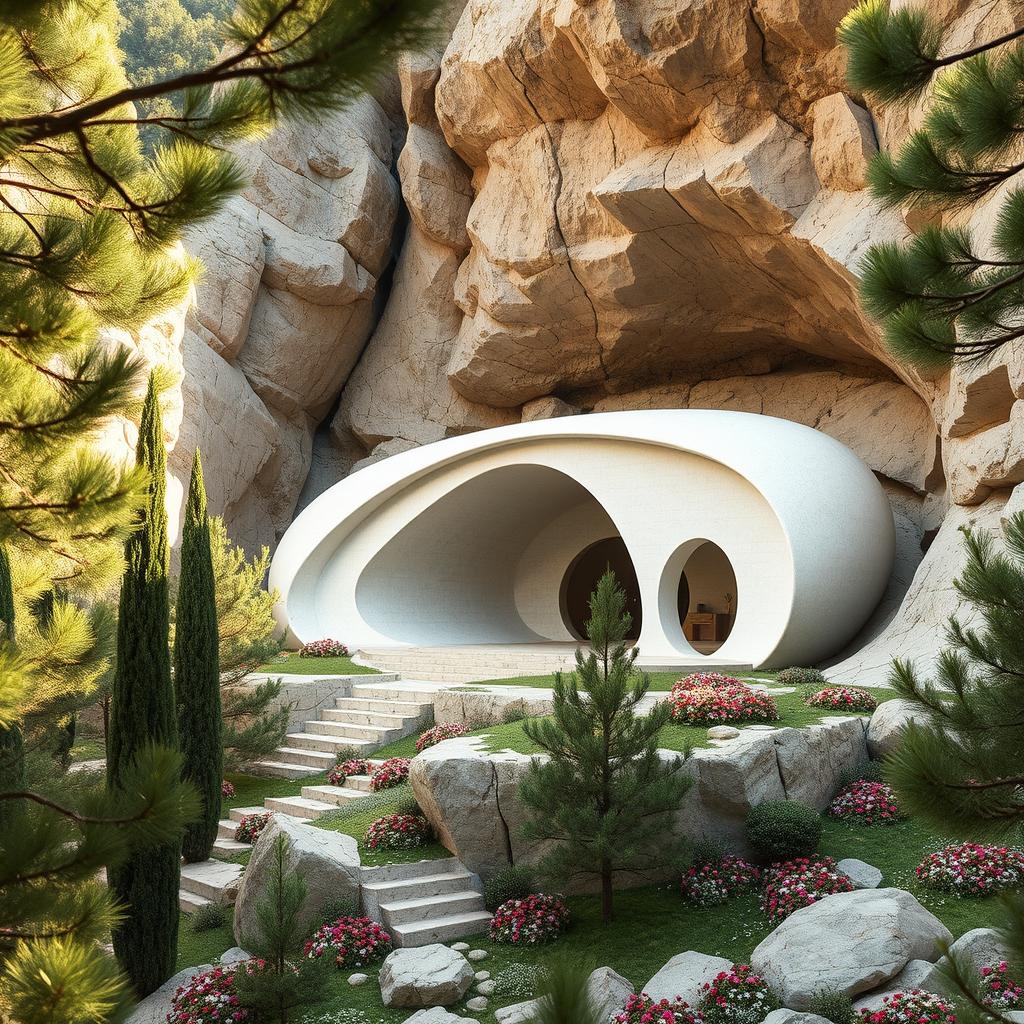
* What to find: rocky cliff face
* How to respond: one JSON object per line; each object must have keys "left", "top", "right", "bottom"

{"left": 121, "top": 0, "right": 1024, "bottom": 677}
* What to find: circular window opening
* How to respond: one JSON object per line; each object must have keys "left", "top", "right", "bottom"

{"left": 678, "top": 540, "right": 737, "bottom": 655}
{"left": 560, "top": 537, "right": 641, "bottom": 641}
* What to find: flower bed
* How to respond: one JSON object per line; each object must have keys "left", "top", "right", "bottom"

{"left": 489, "top": 893, "right": 569, "bottom": 945}
{"left": 858, "top": 990, "right": 956, "bottom": 1024}
{"left": 682, "top": 856, "right": 761, "bottom": 906}
{"left": 828, "top": 780, "right": 901, "bottom": 826}
{"left": 915, "top": 843, "right": 1024, "bottom": 896}
{"left": 364, "top": 813, "right": 432, "bottom": 850}
{"left": 415, "top": 722, "right": 468, "bottom": 752}
{"left": 234, "top": 812, "right": 271, "bottom": 845}
{"left": 299, "top": 638, "right": 349, "bottom": 658}
{"left": 699, "top": 964, "right": 777, "bottom": 1024}
{"left": 303, "top": 916, "right": 392, "bottom": 968}
{"left": 980, "top": 962, "right": 1024, "bottom": 1010}
{"left": 761, "top": 856, "right": 854, "bottom": 923}
{"left": 168, "top": 960, "right": 270, "bottom": 1024}
{"left": 806, "top": 686, "right": 877, "bottom": 713}
{"left": 327, "top": 758, "right": 370, "bottom": 786}
{"left": 616, "top": 994, "right": 701, "bottom": 1024}
{"left": 370, "top": 757, "right": 411, "bottom": 791}
{"left": 220, "top": 779, "right": 235, "bottom": 799}
{"left": 668, "top": 676, "right": 778, "bottom": 725}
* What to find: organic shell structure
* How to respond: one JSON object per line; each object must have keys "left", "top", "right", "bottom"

{"left": 270, "top": 410, "right": 895, "bottom": 668}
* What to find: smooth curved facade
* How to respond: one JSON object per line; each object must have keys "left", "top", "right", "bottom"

{"left": 270, "top": 410, "right": 895, "bottom": 668}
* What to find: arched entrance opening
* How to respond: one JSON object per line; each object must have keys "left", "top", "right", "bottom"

{"left": 560, "top": 537, "right": 642, "bottom": 641}
{"left": 677, "top": 540, "right": 737, "bottom": 654}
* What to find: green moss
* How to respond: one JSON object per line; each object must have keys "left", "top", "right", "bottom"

{"left": 256, "top": 653, "right": 380, "bottom": 675}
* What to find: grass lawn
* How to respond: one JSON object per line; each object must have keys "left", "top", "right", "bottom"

{"left": 69, "top": 734, "right": 107, "bottom": 762}
{"left": 256, "top": 652, "right": 380, "bottom": 675}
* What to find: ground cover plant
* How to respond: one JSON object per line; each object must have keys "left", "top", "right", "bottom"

{"left": 746, "top": 801, "right": 822, "bottom": 861}
{"left": 234, "top": 812, "right": 272, "bottom": 845}
{"left": 327, "top": 759, "right": 370, "bottom": 786}
{"left": 979, "top": 961, "right": 1024, "bottom": 1010}
{"left": 829, "top": 780, "right": 901, "bottom": 826}
{"left": 617, "top": 994, "right": 700, "bottom": 1024}
{"left": 489, "top": 893, "right": 570, "bottom": 945}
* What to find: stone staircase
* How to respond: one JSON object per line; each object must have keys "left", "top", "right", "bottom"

{"left": 361, "top": 858, "right": 491, "bottom": 947}
{"left": 179, "top": 859, "right": 244, "bottom": 913}
{"left": 357, "top": 644, "right": 583, "bottom": 683}
{"left": 251, "top": 689, "right": 434, "bottom": 779}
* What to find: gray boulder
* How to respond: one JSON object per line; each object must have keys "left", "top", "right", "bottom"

{"left": 403, "top": 1009, "right": 465, "bottom": 1024}
{"left": 126, "top": 964, "right": 212, "bottom": 1024}
{"left": 762, "top": 1013, "right": 835, "bottom": 1024}
{"left": 751, "top": 888, "right": 953, "bottom": 1009}
{"left": 219, "top": 946, "right": 251, "bottom": 965}
{"left": 587, "top": 966, "right": 634, "bottom": 1015}
{"left": 379, "top": 944, "right": 475, "bottom": 1007}
{"left": 854, "top": 959, "right": 951, "bottom": 1013}
{"left": 866, "top": 700, "right": 930, "bottom": 759}
{"left": 838, "top": 858, "right": 882, "bottom": 889}
{"left": 233, "top": 814, "right": 360, "bottom": 946}
{"left": 495, "top": 1001, "right": 540, "bottom": 1024}
{"left": 643, "top": 950, "right": 732, "bottom": 1004}
{"left": 947, "top": 927, "right": 1010, "bottom": 973}
{"left": 772, "top": 717, "right": 868, "bottom": 810}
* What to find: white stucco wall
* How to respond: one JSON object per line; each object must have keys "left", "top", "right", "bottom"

{"left": 270, "top": 410, "right": 896, "bottom": 668}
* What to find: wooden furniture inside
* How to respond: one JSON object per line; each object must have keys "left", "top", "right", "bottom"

{"left": 683, "top": 611, "right": 731, "bottom": 643}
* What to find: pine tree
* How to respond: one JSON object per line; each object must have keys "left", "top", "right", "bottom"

{"left": 234, "top": 833, "right": 328, "bottom": 1023}
{"left": 839, "top": 1, "right": 1024, "bottom": 367}
{"left": 175, "top": 449, "right": 222, "bottom": 862}
{"left": 107, "top": 374, "right": 181, "bottom": 997}
{"left": 519, "top": 570, "right": 692, "bottom": 924}
{"left": 0, "top": 546, "right": 24, "bottom": 834}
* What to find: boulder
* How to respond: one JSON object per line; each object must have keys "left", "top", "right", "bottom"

{"left": 947, "top": 927, "right": 1010, "bottom": 973}
{"left": 643, "top": 951, "right": 732, "bottom": 1004}
{"left": 496, "top": 1001, "right": 540, "bottom": 1024}
{"left": 126, "top": 964, "right": 212, "bottom": 1024}
{"left": 866, "top": 700, "right": 932, "bottom": 759}
{"left": 772, "top": 717, "right": 868, "bottom": 810}
{"left": 708, "top": 726, "right": 741, "bottom": 740}
{"left": 838, "top": 858, "right": 883, "bottom": 889}
{"left": 762, "top": 1013, "right": 834, "bottom": 1024}
{"left": 403, "top": 1009, "right": 465, "bottom": 1024}
{"left": 586, "top": 966, "right": 634, "bottom": 1016}
{"left": 751, "top": 888, "right": 953, "bottom": 1009}
{"left": 220, "top": 947, "right": 251, "bottom": 966}
{"left": 233, "top": 814, "right": 360, "bottom": 946}
{"left": 466, "top": 996, "right": 490, "bottom": 1011}
{"left": 379, "top": 945, "right": 475, "bottom": 1007}
{"left": 854, "top": 960, "right": 951, "bottom": 1013}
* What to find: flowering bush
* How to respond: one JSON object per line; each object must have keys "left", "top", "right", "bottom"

{"left": 858, "top": 990, "right": 956, "bottom": 1024}
{"left": 681, "top": 856, "right": 761, "bottom": 906}
{"left": 615, "top": 994, "right": 701, "bottom": 1024}
{"left": 489, "top": 893, "right": 569, "bottom": 945}
{"left": 698, "top": 965, "right": 777, "bottom": 1024}
{"left": 761, "top": 857, "right": 854, "bottom": 923}
{"left": 303, "top": 916, "right": 392, "bottom": 968}
{"left": 167, "top": 960, "right": 271, "bottom": 1023}
{"left": 806, "top": 686, "right": 877, "bottom": 713}
{"left": 370, "top": 757, "right": 411, "bottom": 791}
{"left": 233, "top": 812, "right": 271, "bottom": 845}
{"left": 364, "top": 813, "right": 432, "bottom": 850}
{"left": 915, "top": 843, "right": 1024, "bottom": 896}
{"left": 415, "top": 722, "right": 468, "bottom": 752}
{"left": 775, "top": 667, "right": 826, "bottom": 688}
{"left": 980, "top": 962, "right": 1024, "bottom": 1010}
{"left": 828, "top": 780, "right": 901, "bottom": 826}
{"left": 220, "top": 780, "right": 235, "bottom": 799}
{"left": 299, "top": 638, "right": 348, "bottom": 658}
{"left": 668, "top": 676, "right": 778, "bottom": 725}
{"left": 327, "top": 758, "right": 370, "bottom": 786}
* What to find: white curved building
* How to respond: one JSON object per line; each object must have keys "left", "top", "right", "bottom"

{"left": 270, "top": 410, "right": 895, "bottom": 668}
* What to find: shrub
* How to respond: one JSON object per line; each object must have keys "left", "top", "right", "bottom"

{"left": 668, "top": 678, "right": 779, "bottom": 726}
{"left": 415, "top": 722, "right": 468, "bottom": 752}
{"left": 776, "top": 667, "right": 826, "bottom": 687}
{"left": 698, "top": 964, "right": 778, "bottom": 1024}
{"left": 806, "top": 686, "right": 877, "bottom": 713}
{"left": 489, "top": 893, "right": 569, "bottom": 945}
{"left": 168, "top": 961, "right": 270, "bottom": 1023}
{"left": 370, "top": 757, "right": 411, "bottom": 791}
{"left": 299, "top": 639, "right": 348, "bottom": 658}
{"left": 915, "top": 843, "right": 1024, "bottom": 896}
{"left": 484, "top": 865, "right": 537, "bottom": 911}
{"left": 681, "top": 856, "right": 761, "bottom": 906}
{"left": 829, "top": 780, "right": 901, "bottom": 826}
{"left": 316, "top": 897, "right": 359, "bottom": 924}
{"left": 234, "top": 812, "right": 272, "bottom": 845}
{"left": 857, "top": 990, "right": 956, "bottom": 1024}
{"left": 761, "top": 857, "right": 854, "bottom": 923}
{"left": 746, "top": 801, "right": 822, "bottom": 861}
{"left": 980, "top": 961, "right": 1024, "bottom": 1010}
{"left": 363, "top": 813, "right": 431, "bottom": 851}
{"left": 616, "top": 994, "right": 701, "bottom": 1024}
{"left": 327, "top": 758, "right": 370, "bottom": 786}
{"left": 190, "top": 902, "right": 227, "bottom": 933}
{"left": 807, "top": 990, "right": 857, "bottom": 1024}
{"left": 220, "top": 779, "right": 235, "bottom": 799}
{"left": 303, "top": 916, "right": 392, "bottom": 968}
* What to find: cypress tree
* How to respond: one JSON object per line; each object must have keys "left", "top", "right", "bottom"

{"left": 107, "top": 374, "right": 180, "bottom": 997}
{"left": 175, "top": 449, "right": 222, "bottom": 863}
{"left": 0, "top": 545, "right": 24, "bottom": 832}
{"left": 518, "top": 570, "right": 692, "bottom": 923}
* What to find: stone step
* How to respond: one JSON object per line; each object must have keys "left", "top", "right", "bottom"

{"left": 180, "top": 860, "right": 243, "bottom": 904}
{"left": 322, "top": 707, "right": 421, "bottom": 728}
{"left": 264, "top": 795, "right": 336, "bottom": 820}
{"left": 213, "top": 837, "right": 250, "bottom": 856}
{"left": 246, "top": 759, "right": 320, "bottom": 780}
{"left": 390, "top": 910, "right": 493, "bottom": 947}
{"left": 218, "top": 818, "right": 240, "bottom": 839}
{"left": 283, "top": 733, "right": 376, "bottom": 755}
{"left": 304, "top": 719, "right": 401, "bottom": 743}
{"left": 350, "top": 686, "right": 442, "bottom": 702}
{"left": 301, "top": 784, "right": 369, "bottom": 806}
{"left": 362, "top": 871, "right": 477, "bottom": 904}
{"left": 273, "top": 744, "right": 347, "bottom": 767}
{"left": 360, "top": 857, "right": 466, "bottom": 883}
{"left": 228, "top": 805, "right": 268, "bottom": 823}
{"left": 342, "top": 774, "right": 374, "bottom": 792}
{"left": 179, "top": 890, "right": 213, "bottom": 914}
{"left": 381, "top": 890, "right": 486, "bottom": 926}
{"left": 337, "top": 697, "right": 434, "bottom": 716}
